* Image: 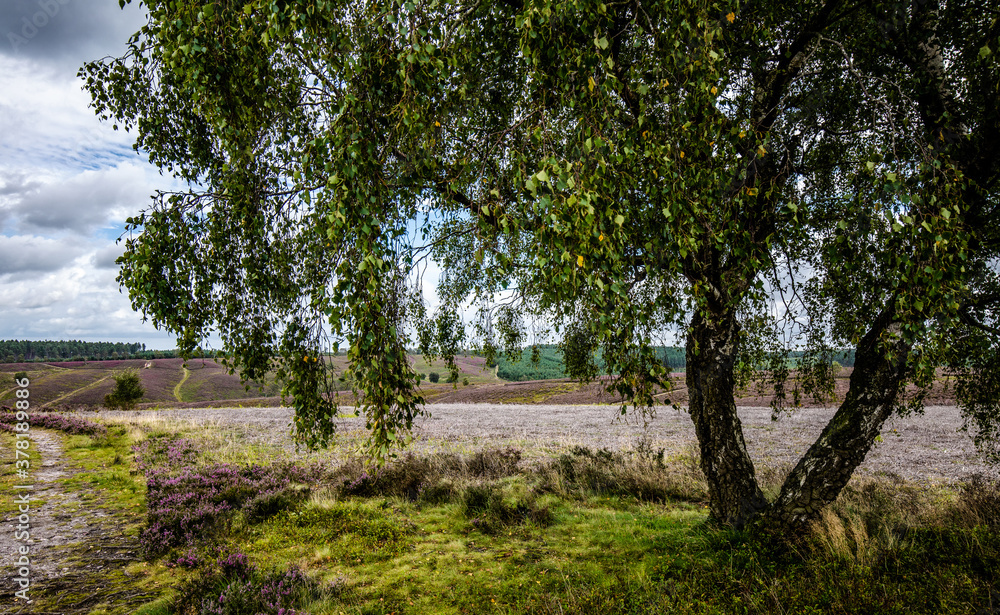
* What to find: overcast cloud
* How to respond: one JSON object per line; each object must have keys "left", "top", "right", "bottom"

{"left": 0, "top": 0, "right": 183, "bottom": 348}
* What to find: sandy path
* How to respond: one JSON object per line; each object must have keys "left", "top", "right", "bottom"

{"left": 0, "top": 431, "right": 144, "bottom": 614}
{"left": 93, "top": 404, "right": 998, "bottom": 484}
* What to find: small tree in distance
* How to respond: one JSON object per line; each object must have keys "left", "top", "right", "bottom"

{"left": 104, "top": 368, "right": 145, "bottom": 411}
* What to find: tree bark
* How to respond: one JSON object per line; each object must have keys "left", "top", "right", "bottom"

{"left": 686, "top": 309, "right": 769, "bottom": 528}
{"left": 769, "top": 309, "right": 910, "bottom": 529}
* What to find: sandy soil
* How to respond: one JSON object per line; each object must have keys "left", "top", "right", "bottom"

{"left": 93, "top": 404, "right": 998, "bottom": 484}
{"left": 0, "top": 431, "right": 146, "bottom": 614}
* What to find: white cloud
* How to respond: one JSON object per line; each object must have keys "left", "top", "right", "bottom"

{"left": 6, "top": 161, "right": 151, "bottom": 234}
{"left": 0, "top": 259, "right": 176, "bottom": 348}
{"left": 0, "top": 8, "right": 180, "bottom": 349}
{"left": 0, "top": 234, "right": 83, "bottom": 276}
{"left": 0, "top": 55, "right": 136, "bottom": 174}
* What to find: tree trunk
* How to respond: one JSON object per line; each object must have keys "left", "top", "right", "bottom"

{"left": 768, "top": 310, "right": 910, "bottom": 529}
{"left": 686, "top": 309, "right": 769, "bottom": 528}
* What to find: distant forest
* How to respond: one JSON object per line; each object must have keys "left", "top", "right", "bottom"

{"left": 0, "top": 340, "right": 178, "bottom": 363}
{"left": 495, "top": 345, "right": 857, "bottom": 381}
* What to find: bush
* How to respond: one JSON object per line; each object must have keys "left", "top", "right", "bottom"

{"left": 428, "top": 372, "right": 440, "bottom": 383}
{"left": 0, "top": 411, "right": 108, "bottom": 437}
{"left": 333, "top": 448, "right": 524, "bottom": 503}
{"left": 104, "top": 367, "right": 145, "bottom": 410}
{"left": 171, "top": 551, "right": 333, "bottom": 615}
{"left": 462, "top": 377, "right": 470, "bottom": 386}
{"left": 14, "top": 371, "right": 27, "bottom": 382}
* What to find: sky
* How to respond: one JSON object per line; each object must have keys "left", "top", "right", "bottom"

{"left": 0, "top": 0, "right": 184, "bottom": 349}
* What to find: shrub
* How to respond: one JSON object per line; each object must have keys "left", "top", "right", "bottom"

{"left": 462, "top": 377, "right": 470, "bottom": 386}
{"left": 428, "top": 372, "right": 440, "bottom": 383}
{"left": 135, "top": 437, "right": 318, "bottom": 556}
{"left": 14, "top": 371, "right": 27, "bottom": 382}
{"left": 171, "top": 551, "right": 333, "bottom": 615}
{"left": 0, "top": 411, "right": 107, "bottom": 437}
{"left": 104, "top": 367, "right": 145, "bottom": 410}
{"left": 334, "top": 448, "right": 524, "bottom": 503}
{"left": 537, "top": 445, "right": 707, "bottom": 504}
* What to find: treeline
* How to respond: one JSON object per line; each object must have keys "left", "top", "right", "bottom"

{"left": 0, "top": 340, "right": 178, "bottom": 363}
{"left": 494, "top": 345, "right": 855, "bottom": 382}
{"left": 495, "top": 345, "right": 687, "bottom": 381}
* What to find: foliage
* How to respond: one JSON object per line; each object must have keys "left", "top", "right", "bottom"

{"left": 427, "top": 372, "right": 439, "bottom": 383}
{"left": 85, "top": 0, "right": 1000, "bottom": 527}
{"left": 171, "top": 551, "right": 331, "bottom": 615}
{"left": 134, "top": 437, "right": 317, "bottom": 556}
{"left": 496, "top": 345, "right": 567, "bottom": 381}
{"left": 104, "top": 367, "right": 146, "bottom": 410}
{"left": 0, "top": 339, "right": 153, "bottom": 362}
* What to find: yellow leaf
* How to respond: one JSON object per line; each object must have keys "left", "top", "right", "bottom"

{"left": 434, "top": 121, "right": 441, "bottom": 127}
{"left": 679, "top": 151, "right": 685, "bottom": 158}
{"left": 726, "top": 12, "right": 735, "bottom": 23}
{"left": 757, "top": 146, "right": 767, "bottom": 156}
{"left": 577, "top": 255, "right": 585, "bottom": 267}
{"left": 599, "top": 234, "right": 604, "bottom": 241}
{"left": 711, "top": 86, "right": 718, "bottom": 95}
{"left": 588, "top": 76, "right": 596, "bottom": 92}
{"left": 739, "top": 130, "right": 746, "bottom": 138}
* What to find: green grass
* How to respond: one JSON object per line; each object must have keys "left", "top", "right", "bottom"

{"left": 116, "top": 430, "right": 998, "bottom": 615}
{"left": 25, "top": 413, "right": 996, "bottom": 615}
{"left": 0, "top": 431, "right": 44, "bottom": 516}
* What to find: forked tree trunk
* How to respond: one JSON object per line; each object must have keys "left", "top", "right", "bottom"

{"left": 768, "top": 311, "right": 910, "bottom": 529}
{"left": 686, "top": 309, "right": 769, "bottom": 528}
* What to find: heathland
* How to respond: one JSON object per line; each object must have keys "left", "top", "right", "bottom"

{"left": 0, "top": 358, "right": 996, "bottom": 614}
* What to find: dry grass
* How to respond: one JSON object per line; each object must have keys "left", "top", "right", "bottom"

{"left": 87, "top": 404, "right": 999, "bottom": 485}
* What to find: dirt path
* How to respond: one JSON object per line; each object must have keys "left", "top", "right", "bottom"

{"left": 0, "top": 431, "right": 148, "bottom": 614}
{"left": 41, "top": 376, "right": 110, "bottom": 409}
{"left": 173, "top": 366, "right": 190, "bottom": 402}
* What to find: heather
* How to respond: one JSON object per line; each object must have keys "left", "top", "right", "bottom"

{"left": 41, "top": 408, "right": 977, "bottom": 614}
{"left": 0, "top": 409, "right": 108, "bottom": 437}
{"left": 170, "top": 551, "right": 335, "bottom": 615}
{"left": 134, "top": 436, "right": 320, "bottom": 556}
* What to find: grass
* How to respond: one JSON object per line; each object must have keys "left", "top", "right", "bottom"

{"left": 106, "top": 421, "right": 999, "bottom": 615}
{"left": 0, "top": 431, "right": 44, "bottom": 516}
{"left": 410, "top": 354, "right": 503, "bottom": 385}
{"left": 17, "top": 412, "right": 999, "bottom": 614}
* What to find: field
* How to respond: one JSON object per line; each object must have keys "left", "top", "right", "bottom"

{"left": 5, "top": 354, "right": 942, "bottom": 412}
{"left": 2, "top": 402, "right": 996, "bottom": 614}
{"left": 1, "top": 357, "right": 996, "bottom": 614}
{"left": 0, "top": 357, "right": 279, "bottom": 409}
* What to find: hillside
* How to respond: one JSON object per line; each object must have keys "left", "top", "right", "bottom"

{"left": 0, "top": 358, "right": 276, "bottom": 409}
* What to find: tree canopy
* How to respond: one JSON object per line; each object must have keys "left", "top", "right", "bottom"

{"left": 85, "top": 0, "right": 1000, "bottom": 528}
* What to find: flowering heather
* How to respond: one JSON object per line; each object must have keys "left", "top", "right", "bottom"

{"left": 174, "top": 551, "right": 324, "bottom": 615}
{"left": 132, "top": 437, "right": 200, "bottom": 473}
{"left": 171, "top": 549, "right": 203, "bottom": 569}
{"left": 0, "top": 410, "right": 108, "bottom": 437}
{"left": 136, "top": 436, "right": 319, "bottom": 556}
